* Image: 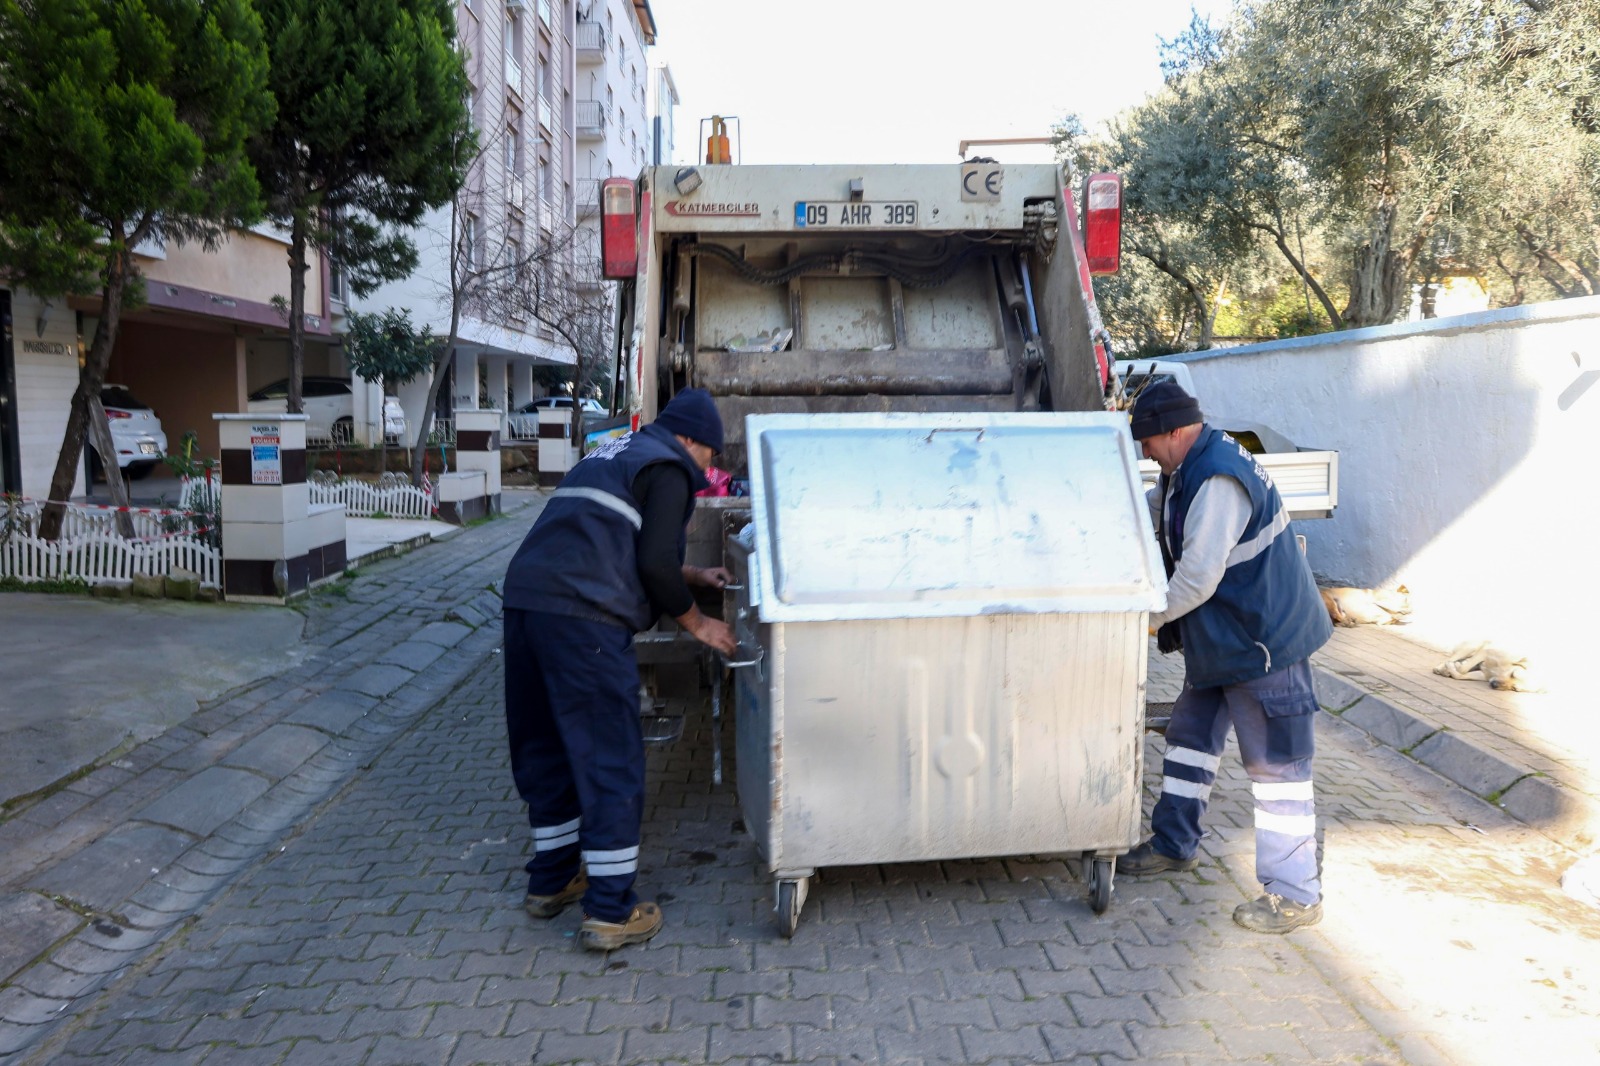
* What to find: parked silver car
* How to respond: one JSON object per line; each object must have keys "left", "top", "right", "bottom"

{"left": 507, "top": 395, "right": 606, "bottom": 439}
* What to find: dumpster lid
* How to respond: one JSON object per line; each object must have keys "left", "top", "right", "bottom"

{"left": 746, "top": 412, "right": 1167, "bottom": 622}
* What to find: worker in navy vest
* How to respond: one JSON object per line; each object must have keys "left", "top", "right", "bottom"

{"left": 1117, "top": 381, "right": 1333, "bottom": 934}
{"left": 503, "top": 388, "right": 737, "bottom": 951}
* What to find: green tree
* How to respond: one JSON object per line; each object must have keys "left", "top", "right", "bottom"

{"left": 250, "top": 0, "right": 471, "bottom": 416}
{"left": 342, "top": 307, "right": 437, "bottom": 389}
{"left": 0, "top": 0, "right": 272, "bottom": 540}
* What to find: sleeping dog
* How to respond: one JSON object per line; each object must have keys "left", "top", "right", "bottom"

{"left": 1320, "top": 584, "right": 1412, "bottom": 627}
{"left": 1433, "top": 640, "right": 1544, "bottom": 693}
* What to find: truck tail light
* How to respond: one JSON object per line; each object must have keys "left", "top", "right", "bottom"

{"left": 600, "top": 177, "right": 639, "bottom": 279}
{"left": 1083, "top": 173, "right": 1122, "bottom": 276}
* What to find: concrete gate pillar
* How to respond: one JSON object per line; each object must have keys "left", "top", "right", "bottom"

{"left": 214, "top": 414, "right": 346, "bottom": 603}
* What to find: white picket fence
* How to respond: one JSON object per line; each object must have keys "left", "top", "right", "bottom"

{"left": 1, "top": 499, "right": 221, "bottom": 589}
{"left": 308, "top": 472, "right": 435, "bottom": 519}
{"left": 179, "top": 477, "right": 221, "bottom": 517}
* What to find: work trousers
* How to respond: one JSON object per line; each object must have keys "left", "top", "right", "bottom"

{"left": 504, "top": 608, "right": 644, "bottom": 922}
{"left": 1150, "top": 658, "right": 1323, "bottom": 906}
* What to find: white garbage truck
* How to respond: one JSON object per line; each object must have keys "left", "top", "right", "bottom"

{"left": 595, "top": 161, "right": 1125, "bottom": 463}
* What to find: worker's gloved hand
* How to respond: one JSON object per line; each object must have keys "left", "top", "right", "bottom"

{"left": 1156, "top": 621, "right": 1183, "bottom": 655}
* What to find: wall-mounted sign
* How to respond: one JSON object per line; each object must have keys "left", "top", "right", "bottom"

{"left": 250, "top": 424, "right": 282, "bottom": 485}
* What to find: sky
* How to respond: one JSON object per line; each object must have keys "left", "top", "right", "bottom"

{"left": 645, "top": 0, "right": 1235, "bottom": 167}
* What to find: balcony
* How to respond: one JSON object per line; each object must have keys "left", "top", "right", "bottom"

{"left": 575, "top": 21, "right": 604, "bottom": 62}
{"left": 575, "top": 99, "right": 605, "bottom": 139}
{"left": 537, "top": 93, "right": 556, "bottom": 133}
{"left": 575, "top": 178, "right": 600, "bottom": 217}
{"left": 573, "top": 256, "right": 604, "bottom": 292}
{"left": 508, "top": 177, "right": 526, "bottom": 211}
{"left": 504, "top": 53, "right": 523, "bottom": 98}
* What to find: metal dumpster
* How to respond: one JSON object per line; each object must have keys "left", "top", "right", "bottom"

{"left": 725, "top": 412, "right": 1167, "bottom": 936}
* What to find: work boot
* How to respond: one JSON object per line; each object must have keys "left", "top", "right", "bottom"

{"left": 1116, "top": 839, "right": 1201, "bottom": 876}
{"left": 580, "top": 901, "right": 663, "bottom": 951}
{"left": 523, "top": 872, "right": 587, "bottom": 919}
{"left": 1233, "top": 893, "right": 1323, "bottom": 934}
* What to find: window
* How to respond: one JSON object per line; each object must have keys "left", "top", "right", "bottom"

{"left": 505, "top": 123, "right": 520, "bottom": 174}
{"left": 463, "top": 213, "right": 479, "bottom": 268}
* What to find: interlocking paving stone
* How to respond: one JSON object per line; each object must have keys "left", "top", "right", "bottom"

{"left": 9, "top": 495, "right": 1600, "bottom": 1065}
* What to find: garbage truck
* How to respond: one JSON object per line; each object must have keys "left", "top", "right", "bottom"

{"left": 596, "top": 160, "right": 1123, "bottom": 469}
{"left": 594, "top": 158, "right": 1130, "bottom": 697}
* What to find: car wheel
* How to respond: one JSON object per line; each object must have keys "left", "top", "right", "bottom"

{"left": 128, "top": 461, "right": 158, "bottom": 481}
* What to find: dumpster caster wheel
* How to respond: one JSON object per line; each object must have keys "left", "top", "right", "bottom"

{"left": 776, "top": 879, "right": 804, "bottom": 938}
{"left": 1088, "top": 858, "right": 1114, "bottom": 915}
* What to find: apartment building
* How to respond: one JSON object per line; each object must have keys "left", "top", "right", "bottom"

{"left": 347, "top": 0, "right": 660, "bottom": 440}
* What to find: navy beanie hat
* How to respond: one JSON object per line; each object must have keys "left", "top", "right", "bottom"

{"left": 1129, "top": 380, "right": 1203, "bottom": 440}
{"left": 654, "top": 387, "right": 724, "bottom": 453}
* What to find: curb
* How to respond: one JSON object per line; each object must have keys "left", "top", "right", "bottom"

{"left": 1313, "top": 666, "right": 1599, "bottom": 850}
{"left": 0, "top": 514, "right": 535, "bottom": 1063}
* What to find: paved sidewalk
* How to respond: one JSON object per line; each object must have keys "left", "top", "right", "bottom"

{"left": 1145, "top": 626, "right": 1600, "bottom": 861}
{"left": 1310, "top": 626, "right": 1600, "bottom": 852}
{"left": 16, "top": 626, "right": 1600, "bottom": 1065}
{"left": 0, "top": 491, "right": 546, "bottom": 1061}
{"left": 2, "top": 494, "right": 1598, "bottom": 1063}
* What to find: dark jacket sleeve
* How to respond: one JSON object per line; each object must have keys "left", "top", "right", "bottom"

{"left": 633, "top": 462, "right": 696, "bottom": 618}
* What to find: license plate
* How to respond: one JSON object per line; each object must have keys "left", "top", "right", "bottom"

{"left": 794, "top": 201, "right": 918, "bottom": 228}
{"left": 139, "top": 442, "right": 158, "bottom": 455}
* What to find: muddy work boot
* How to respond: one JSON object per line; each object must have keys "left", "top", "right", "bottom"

{"left": 1233, "top": 892, "right": 1323, "bottom": 934}
{"left": 1116, "top": 839, "right": 1201, "bottom": 877}
{"left": 580, "top": 901, "right": 663, "bottom": 951}
{"left": 523, "top": 872, "right": 587, "bottom": 919}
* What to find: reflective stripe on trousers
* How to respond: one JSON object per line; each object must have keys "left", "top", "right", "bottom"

{"left": 1150, "top": 658, "right": 1322, "bottom": 905}
{"left": 504, "top": 608, "right": 646, "bottom": 923}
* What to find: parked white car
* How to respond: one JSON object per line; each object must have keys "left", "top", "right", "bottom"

{"left": 247, "top": 376, "right": 406, "bottom": 444}
{"left": 95, "top": 385, "right": 167, "bottom": 479}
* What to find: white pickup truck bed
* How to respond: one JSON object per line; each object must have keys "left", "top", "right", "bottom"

{"left": 1119, "top": 360, "right": 1339, "bottom": 522}
{"left": 1138, "top": 450, "right": 1339, "bottom": 522}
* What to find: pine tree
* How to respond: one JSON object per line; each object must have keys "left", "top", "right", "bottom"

{"left": 250, "top": 0, "right": 473, "bottom": 416}
{"left": 0, "top": 0, "right": 274, "bottom": 539}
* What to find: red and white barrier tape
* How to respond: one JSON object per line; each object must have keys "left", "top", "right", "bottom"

{"left": 9, "top": 496, "right": 210, "bottom": 519}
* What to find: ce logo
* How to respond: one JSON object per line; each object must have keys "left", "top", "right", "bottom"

{"left": 961, "top": 164, "right": 1003, "bottom": 201}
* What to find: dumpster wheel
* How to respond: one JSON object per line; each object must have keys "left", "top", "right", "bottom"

{"left": 775, "top": 877, "right": 808, "bottom": 938}
{"left": 1087, "top": 857, "right": 1114, "bottom": 915}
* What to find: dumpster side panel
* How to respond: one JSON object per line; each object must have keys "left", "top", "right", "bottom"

{"left": 768, "top": 612, "right": 1146, "bottom": 870}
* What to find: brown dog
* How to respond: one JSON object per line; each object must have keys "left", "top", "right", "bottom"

{"left": 1433, "top": 640, "right": 1544, "bottom": 693}
{"left": 1320, "top": 585, "right": 1412, "bottom": 627}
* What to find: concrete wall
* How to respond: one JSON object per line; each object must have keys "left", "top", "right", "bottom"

{"left": 1167, "top": 295, "right": 1600, "bottom": 683}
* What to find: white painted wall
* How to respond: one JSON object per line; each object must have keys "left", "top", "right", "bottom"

{"left": 1165, "top": 295, "right": 1600, "bottom": 685}
{"left": 12, "top": 290, "right": 87, "bottom": 500}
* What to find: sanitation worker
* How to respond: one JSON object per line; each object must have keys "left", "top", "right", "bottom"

{"left": 1118, "top": 380, "right": 1333, "bottom": 933}
{"left": 502, "top": 387, "right": 737, "bottom": 951}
